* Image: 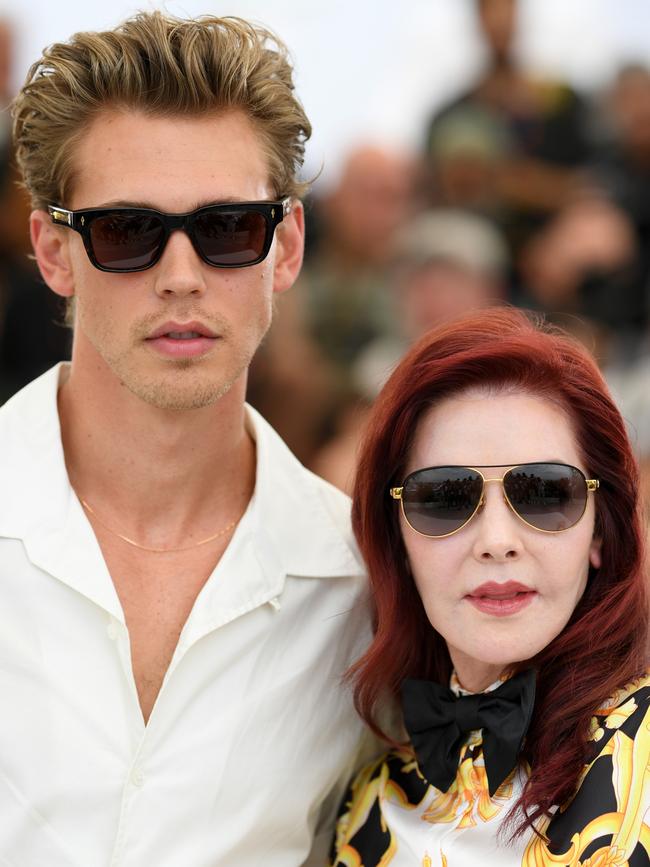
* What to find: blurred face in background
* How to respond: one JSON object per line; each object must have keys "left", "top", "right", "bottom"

{"left": 611, "top": 67, "right": 650, "bottom": 162}
{"left": 323, "top": 147, "right": 414, "bottom": 266}
{"left": 397, "top": 259, "right": 501, "bottom": 339}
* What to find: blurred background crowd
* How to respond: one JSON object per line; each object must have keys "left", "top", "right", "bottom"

{"left": 3, "top": 0, "right": 650, "bottom": 507}
{"left": 250, "top": 0, "right": 650, "bottom": 505}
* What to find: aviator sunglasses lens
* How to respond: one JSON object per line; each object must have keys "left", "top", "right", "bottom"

{"left": 193, "top": 208, "right": 268, "bottom": 266}
{"left": 401, "top": 466, "right": 484, "bottom": 537}
{"left": 90, "top": 213, "right": 165, "bottom": 270}
{"left": 503, "top": 463, "right": 587, "bottom": 532}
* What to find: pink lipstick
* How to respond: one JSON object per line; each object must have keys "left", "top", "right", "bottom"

{"left": 465, "top": 581, "right": 537, "bottom": 617}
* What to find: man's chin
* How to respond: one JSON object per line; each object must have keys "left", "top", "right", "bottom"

{"left": 121, "top": 372, "right": 234, "bottom": 412}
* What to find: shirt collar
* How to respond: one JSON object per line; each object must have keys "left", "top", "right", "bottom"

{"left": 0, "top": 364, "right": 363, "bottom": 616}
{"left": 0, "top": 363, "right": 121, "bottom": 615}
{"left": 0, "top": 363, "right": 70, "bottom": 537}
{"left": 450, "top": 670, "right": 508, "bottom": 697}
{"left": 242, "top": 402, "right": 363, "bottom": 579}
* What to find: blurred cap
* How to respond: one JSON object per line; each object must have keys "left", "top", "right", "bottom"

{"left": 429, "top": 106, "right": 513, "bottom": 161}
{"left": 394, "top": 209, "right": 509, "bottom": 276}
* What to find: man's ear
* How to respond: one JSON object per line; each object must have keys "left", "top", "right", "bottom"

{"left": 30, "top": 209, "right": 75, "bottom": 298}
{"left": 272, "top": 199, "right": 305, "bottom": 295}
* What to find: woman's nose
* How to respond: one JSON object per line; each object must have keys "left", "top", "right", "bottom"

{"left": 471, "top": 482, "right": 525, "bottom": 562}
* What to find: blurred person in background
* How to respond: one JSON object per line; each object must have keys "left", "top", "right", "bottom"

{"left": 607, "top": 352, "right": 650, "bottom": 525}
{"left": 300, "top": 145, "right": 416, "bottom": 370}
{"left": 591, "top": 64, "right": 650, "bottom": 257}
{"left": 578, "top": 64, "right": 650, "bottom": 341}
{"left": 519, "top": 63, "right": 650, "bottom": 528}
{"left": 311, "top": 208, "right": 509, "bottom": 494}
{"left": 584, "top": 65, "right": 650, "bottom": 512}
{"left": 353, "top": 207, "right": 509, "bottom": 401}
{"left": 248, "top": 144, "right": 416, "bottom": 464}
{"left": 519, "top": 193, "right": 642, "bottom": 350}
{"left": 0, "top": 16, "right": 70, "bottom": 401}
{"left": 424, "top": 0, "right": 593, "bottom": 266}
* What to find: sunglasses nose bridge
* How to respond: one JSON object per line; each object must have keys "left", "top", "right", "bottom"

{"left": 161, "top": 213, "right": 206, "bottom": 266}
{"left": 476, "top": 476, "right": 516, "bottom": 520}
{"left": 167, "top": 213, "right": 190, "bottom": 237}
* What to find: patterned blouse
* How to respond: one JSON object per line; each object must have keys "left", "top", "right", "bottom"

{"left": 330, "top": 673, "right": 650, "bottom": 867}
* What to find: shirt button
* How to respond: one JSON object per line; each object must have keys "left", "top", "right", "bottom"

{"left": 130, "top": 767, "right": 145, "bottom": 787}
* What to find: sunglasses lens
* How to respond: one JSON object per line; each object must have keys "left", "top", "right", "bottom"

{"left": 90, "top": 213, "right": 165, "bottom": 271}
{"left": 193, "top": 208, "right": 269, "bottom": 266}
{"left": 402, "top": 467, "right": 483, "bottom": 536}
{"left": 504, "top": 463, "right": 587, "bottom": 531}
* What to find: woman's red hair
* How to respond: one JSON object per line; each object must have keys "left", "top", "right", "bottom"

{"left": 351, "top": 307, "right": 648, "bottom": 834}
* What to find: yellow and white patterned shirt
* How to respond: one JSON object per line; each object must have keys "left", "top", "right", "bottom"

{"left": 331, "top": 673, "right": 650, "bottom": 867}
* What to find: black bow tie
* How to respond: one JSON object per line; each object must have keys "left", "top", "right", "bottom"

{"left": 401, "top": 669, "right": 536, "bottom": 797}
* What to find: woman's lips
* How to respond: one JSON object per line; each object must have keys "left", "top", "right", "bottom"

{"left": 465, "top": 581, "right": 537, "bottom": 617}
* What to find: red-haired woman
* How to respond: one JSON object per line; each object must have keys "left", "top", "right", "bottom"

{"left": 331, "top": 308, "right": 649, "bottom": 866}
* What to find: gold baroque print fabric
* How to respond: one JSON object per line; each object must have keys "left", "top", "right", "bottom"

{"left": 330, "top": 675, "right": 650, "bottom": 867}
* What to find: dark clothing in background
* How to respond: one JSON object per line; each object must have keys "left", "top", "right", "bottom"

{"left": 424, "top": 80, "right": 593, "bottom": 253}
{"left": 588, "top": 148, "right": 650, "bottom": 329}
{"left": 0, "top": 134, "right": 71, "bottom": 403}
{"left": 0, "top": 264, "right": 71, "bottom": 403}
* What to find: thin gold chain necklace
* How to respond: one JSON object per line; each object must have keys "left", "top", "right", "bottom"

{"left": 80, "top": 497, "right": 237, "bottom": 554}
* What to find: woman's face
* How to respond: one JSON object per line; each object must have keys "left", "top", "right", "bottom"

{"left": 401, "top": 389, "right": 601, "bottom": 692}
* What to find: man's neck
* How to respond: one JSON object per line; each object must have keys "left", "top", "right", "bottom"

{"left": 58, "top": 354, "right": 256, "bottom": 551}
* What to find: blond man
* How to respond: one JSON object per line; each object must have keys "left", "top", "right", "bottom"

{"left": 2, "top": 13, "right": 371, "bottom": 865}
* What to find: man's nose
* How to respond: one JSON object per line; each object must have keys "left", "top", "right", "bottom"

{"left": 153, "top": 230, "right": 207, "bottom": 299}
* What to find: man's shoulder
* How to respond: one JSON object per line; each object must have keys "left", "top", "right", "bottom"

{"left": 246, "top": 404, "right": 365, "bottom": 579}
{"left": 302, "top": 464, "right": 354, "bottom": 529}
{"left": 0, "top": 365, "right": 62, "bottom": 464}
{"left": 0, "top": 368, "right": 65, "bottom": 526}
{"left": 0, "top": 364, "right": 61, "bottom": 424}
{"left": 0, "top": 365, "right": 60, "bottom": 465}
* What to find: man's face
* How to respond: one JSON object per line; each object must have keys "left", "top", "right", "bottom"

{"left": 57, "top": 108, "right": 296, "bottom": 410}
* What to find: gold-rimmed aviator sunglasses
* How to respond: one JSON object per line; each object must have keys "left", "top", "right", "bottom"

{"left": 390, "top": 462, "right": 599, "bottom": 538}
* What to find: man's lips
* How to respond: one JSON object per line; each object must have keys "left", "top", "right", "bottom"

{"left": 146, "top": 321, "right": 218, "bottom": 340}
{"left": 465, "top": 581, "right": 536, "bottom": 617}
{"left": 145, "top": 321, "right": 219, "bottom": 358}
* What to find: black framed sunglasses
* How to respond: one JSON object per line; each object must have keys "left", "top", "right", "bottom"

{"left": 390, "top": 462, "right": 599, "bottom": 537}
{"left": 48, "top": 198, "right": 292, "bottom": 272}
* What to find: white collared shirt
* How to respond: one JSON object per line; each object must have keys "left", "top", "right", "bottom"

{"left": 0, "top": 364, "right": 372, "bottom": 866}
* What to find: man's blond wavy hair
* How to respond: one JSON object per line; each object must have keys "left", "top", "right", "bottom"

{"left": 12, "top": 12, "right": 312, "bottom": 210}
